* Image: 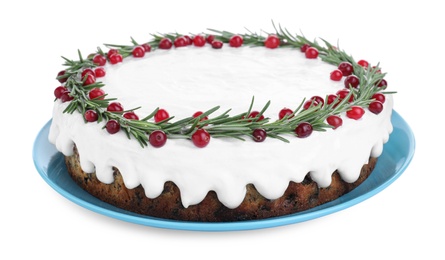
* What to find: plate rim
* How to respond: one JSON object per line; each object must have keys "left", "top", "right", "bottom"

{"left": 33, "top": 110, "right": 415, "bottom": 231}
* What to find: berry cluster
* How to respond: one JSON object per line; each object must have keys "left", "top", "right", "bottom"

{"left": 54, "top": 27, "right": 391, "bottom": 149}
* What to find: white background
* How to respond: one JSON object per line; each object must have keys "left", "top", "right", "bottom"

{"left": 1, "top": 0, "right": 443, "bottom": 259}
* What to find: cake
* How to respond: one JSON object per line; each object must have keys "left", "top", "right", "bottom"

{"left": 48, "top": 25, "right": 394, "bottom": 222}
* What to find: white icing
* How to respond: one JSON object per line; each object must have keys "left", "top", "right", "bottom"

{"left": 49, "top": 45, "right": 393, "bottom": 209}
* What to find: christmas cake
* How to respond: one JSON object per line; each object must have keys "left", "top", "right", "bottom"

{"left": 49, "top": 25, "right": 394, "bottom": 222}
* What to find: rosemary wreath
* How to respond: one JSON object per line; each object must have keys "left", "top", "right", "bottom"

{"left": 55, "top": 23, "right": 394, "bottom": 148}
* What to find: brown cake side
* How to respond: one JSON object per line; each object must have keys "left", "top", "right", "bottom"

{"left": 65, "top": 145, "right": 376, "bottom": 222}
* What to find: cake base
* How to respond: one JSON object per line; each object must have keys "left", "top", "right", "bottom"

{"left": 65, "top": 146, "right": 377, "bottom": 222}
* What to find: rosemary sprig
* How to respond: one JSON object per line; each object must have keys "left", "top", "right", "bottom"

{"left": 55, "top": 24, "right": 394, "bottom": 147}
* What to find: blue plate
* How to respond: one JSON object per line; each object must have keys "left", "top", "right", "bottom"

{"left": 33, "top": 111, "right": 415, "bottom": 231}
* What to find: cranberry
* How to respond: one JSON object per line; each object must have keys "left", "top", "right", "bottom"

{"left": 295, "top": 122, "right": 313, "bottom": 138}
{"left": 252, "top": 129, "right": 267, "bottom": 142}
{"left": 330, "top": 69, "right": 343, "bottom": 81}
{"left": 192, "top": 129, "right": 211, "bottom": 148}
{"left": 54, "top": 86, "right": 68, "bottom": 99}
{"left": 193, "top": 111, "right": 208, "bottom": 121}
{"left": 327, "top": 94, "right": 339, "bottom": 105}
{"left": 346, "top": 106, "right": 365, "bottom": 120}
{"left": 372, "top": 93, "right": 386, "bottom": 103}
{"left": 376, "top": 79, "right": 388, "bottom": 88}
{"left": 338, "top": 62, "right": 354, "bottom": 76}
{"left": 92, "top": 54, "right": 107, "bottom": 66}
{"left": 305, "top": 47, "right": 319, "bottom": 59}
{"left": 109, "top": 53, "right": 123, "bottom": 64}
{"left": 123, "top": 111, "right": 139, "bottom": 120}
{"left": 158, "top": 38, "right": 173, "bottom": 49}
{"left": 81, "top": 68, "right": 95, "bottom": 78}
{"left": 336, "top": 89, "right": 354, "bottom": 102}
{"left": 279, "top": 107, "right": 293, "bottom": 120}
{"left": 154, "top": 108, "right": 169, "bottom": 123}
{"left": 60, "top": 92, "right": 73, "bottom": 103}
{"left": 94, "top": 67, "right": 106, "bottom": 78}
{"left": 206, "top": 35, "right": 215, "bottom": 44}
{"left": 327, "top": 115, "right": 343, "bottom": 129}
{"left": 368, "top": 101, "right": 384, "bottom": 114}
{"left": 132, "top": 46, "right": 145, "bottom": 57}
{"left": 107, "top": 102, "right": 124, "bottom": 112}
{"left": 300, "top": 43, "right": 310, "bottom": 53}
{"left": 149, "top": 130, "right": 167, "bottom": 148}
{"left": 82, "top": 74, "right": 95, "bottom": 86}
{"left": 107, "top": 49, "right": 119, "bottom": 59}
{"left": 141, "top": 43, "right": 151, "bottom": 52}
{"left": 229, "top": 35, "right": 243, "bottom": 47}
{"left": 183, "top": 35, "right": 193, "bottom": 45}
{"left": 310, "top": 96, "right": 324, "bottom": 106}
{"left": 174, "top": 36, "right": 188, "bottom": 48}
{"left": 303, "top": 99, "right": 319, "bottom": 110}
{"left": 193, "top": 35, "right": 206, "bottom": 47}
{"left": 84, "top": 110, "right": 98, "bottom": 122}
{"left": 248, "top": 111, "right": 265, "bottom": 122}
{"left": 264, "top": 34, "right": 280, "bottom": 49}
{"left": 344, "top": 75, "right": 360, "bottom": 88}
{"left": 106, "top": 119, "right": 120, "bottom": 134}
{"left": 88, "top": 88, "right": 105, "bottom": 100}
{"left": 211, "top": 40, "right": 223, "bottom": 49}
{"left": 57, "top": 70, "right": 68, "bottom": 83}
{"left": 357, "top": 59, "right": 369, "bottom": 68}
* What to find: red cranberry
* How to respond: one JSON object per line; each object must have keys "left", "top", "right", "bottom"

{"left": 94, "top": 67, "right": 106, "bottom": 78}
{"left": 326, "top": 115, "right": 342, "bottom": 129}
{"left": 158, "top": 38, "right": 173, "bottom": 49}
{"left": 206, "top": 35, "right": 215, "bottom": 44}
{"left": 123, "top": 111, "right": 139, "bottom": 120}
{"left": 88, "top": 88, "right": 105, "bottom": 100}
{"left": 84, "top": 110, "right": 98, "bottom": 122}
{"left": 192, "top": 129, "right": 211, "bottom": 148}
{"left": 279, "top": 108, "right": 293, "bottom": 120}
{"left": 149, "top": 130, "right": 167, "bottom": 148}
{"left": 141, "top": 43, "right": 151, "bottom": 52}
{"left": 305, "top": 47, "right": 319, "bottom": 59}
{"left": 193, "top": 35, "right": 206, "bottom": 47}
{"left": 252, "top": 129, "right": 267, "bottom": 142}
{"left": 247, "top": 111, "right": 265, "bottom": 122}
{"left": 372, "top": 93, "right": 386, "bottom": 103}
{"left": 300, "top": 43, "right": 310, "bottom": 53}
{"left": 107, "top": 102, "right": 124, "bottom": 112}
{"left": 357, "top": 59, "right": 369, "bottom": 68}
{"left": 106, "top": 119, "right": 120, "bottom": 134}
{"left": 211, "top": 40, "right": 223, "bottom": 49}
{"left": 92, "top": 54, "right": 107, "bottom": 66}
{"left": 338, "top": 62, "right": 354, "bottom": 76}
{"left": 54, "top": 86, "right": 68, "bottom": 99}
{"left": 109, "top": 53, "right": 123, "bottom": 64}
{"left": 57, "top": 70, "right": 68, "bottom": 83}
{"left": 132, "top": 46, "right": 145, "bottom": 57}
{"left": 174, "top": 36, "right": 188, "bottom": 48}
{"left": 295, "top": 122, "right": 313, "bottom": 138}
{"left": 229, "top": 35, "right": 243, "bottom": 47}
{"left": 346, "top": 106, "right": 365, "bottom": 120}
{"left": 154, "top": 108, "right": 169, "bottom": 123}
{"left": 344, "top": 75, "right": 360, "bottom": 88}
{"left": 368, "top": 101, "right": 384, "bottom": 114}
{"left": 264, "top": 34, "right": 280, "bottom": 49}
{"left": 60, "top": 92, "right": 73, "bottom": 103}
{"left": 330, "top": 69, "right": 343, "bottom": 81}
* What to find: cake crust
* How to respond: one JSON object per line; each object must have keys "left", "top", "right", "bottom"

{"left": 65, "top": 146, "right": 377, "bottom": 222}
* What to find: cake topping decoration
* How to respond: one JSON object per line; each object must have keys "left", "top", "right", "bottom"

{"left": 54, "top": 23, "right": 395, "bottom": 148}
